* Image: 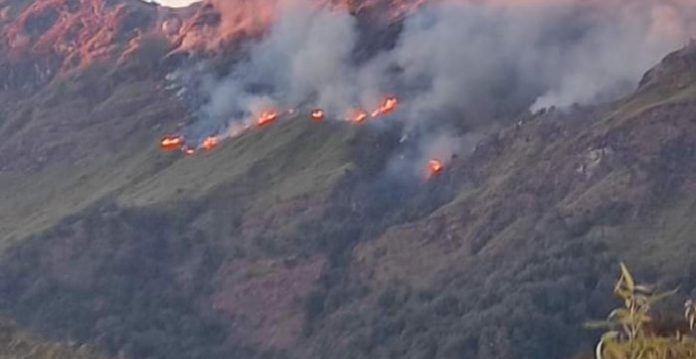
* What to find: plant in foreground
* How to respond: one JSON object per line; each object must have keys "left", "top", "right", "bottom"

{"left": 588, "top": 263, "right": 696, "bottom": 359}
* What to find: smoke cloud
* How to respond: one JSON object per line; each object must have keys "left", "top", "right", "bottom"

{"left": 172, "top": 0, "right": 696, "bottom": 159}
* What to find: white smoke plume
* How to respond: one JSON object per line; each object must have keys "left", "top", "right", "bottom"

{"left": 174, "top": 0, "right": 696, "bottom": 147}
{"left": 180, "top": 0, "right": 362, "bottom": 138}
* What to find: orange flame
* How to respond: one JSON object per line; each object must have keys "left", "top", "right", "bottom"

{"left": 201, "top": 136, "right": 219, "bottom": 151}
{"left": 351, "top": 110, "right": 369, "bottom": 124}
{"left": 428, "top": 159, "right": 444, "bottom": 177}
{"left": 311, "top": 109, "right": 325, "bottom": 122}
{"left": 371, "top": 96, "right": 399, "bottom": 118}
{"left": 257, "top": 111, "right": 279, "bottom": 127}
{"left": 160, "top": 135, "right": 185, "bottom": 152}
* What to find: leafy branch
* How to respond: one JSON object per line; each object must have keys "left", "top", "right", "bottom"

{"left": 588, "top": 263, "right": 695, "bottom": 359}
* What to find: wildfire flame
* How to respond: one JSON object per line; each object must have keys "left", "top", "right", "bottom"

{"left": 371, "top": 96, "right": 399, "bottom": 118}
{"left": 160, "top": 96, "right": 403, "bottom": 158}
{"left": 257, "top": 111, "right": 279, "bottom": 127}
{"left": 351, "top": 110, "right": 369, "bottom": 124}
{"left": 201, "top": 136, "right": 219, "bottom": 151}
{"left": 428, "top": 159, "right": 444, "bottom": 177}
{"left": 160, "top": 135, "right": 185, "bottom": 152}
{"left": 311, "top": 109, "right": 325, "bottom": 122}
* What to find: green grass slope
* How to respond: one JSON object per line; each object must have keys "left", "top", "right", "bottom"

{"left": 1, "top": 45, "right": 696, "bottom": 359}
{"left": 0, "top": 62, "right": 407, "bottom": 358}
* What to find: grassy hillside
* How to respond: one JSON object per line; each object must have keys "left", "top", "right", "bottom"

{"left": 0, "top": 61, "right": 182, "bottom": 244}
{"left": 1, "top": 44, "right": 696, "bottom": 359}
{"left": 0, "top": 317, "right": 109, "bottom": 359}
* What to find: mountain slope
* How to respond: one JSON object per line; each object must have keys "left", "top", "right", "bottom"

{"left": 1, "top": 48, "right": 695, "bottom": 359}
{"left": 0, "top": 317, "right": 109, "bottom": 359}
{"left": 1, "top": 2, "right": 696, "bottom": 359}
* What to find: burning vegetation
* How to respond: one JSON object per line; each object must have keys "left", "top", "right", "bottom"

{"left": 160, "top": 95, "right": 402, "bottom": 156}
{"left": 257, "top": 111, "right": 279, "bottom": 127}
{"left": 371, "top": 97, "right": 399, "bottom": 118}
{"left": 160, "top": 135, "right": 185, "bottom": 152}
{"left": 311, "top": 109, "right": 325, "bottom": 122}
{"left": 428, "top": 159, "right": 444, "bottom": 177}
{"left": 157, "top": 93, "right": 449, "bottom": 186}
{"left": 351, "top": 110, "right": 369, "bottom": 124}
{"left": 200, "top": 136, "right": 219, "bottom": 151}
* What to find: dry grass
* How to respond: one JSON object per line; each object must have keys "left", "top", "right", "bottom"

{"left": 0, "top": 318, "right": 108, "bottom": 359}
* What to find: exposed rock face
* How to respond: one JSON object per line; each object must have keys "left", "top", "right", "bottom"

{"left": 0, "top": 0, "right": 166, "bottom": 90}
{"left": 0, "top": 0, "right": 423, "bottom": 92}
{"left": 640, "top": 40, "right": 696, "bottom": 90}
{"left": 0, "top": 0, "right": 420, "bottom": 171}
